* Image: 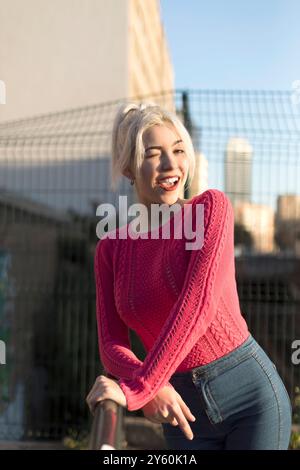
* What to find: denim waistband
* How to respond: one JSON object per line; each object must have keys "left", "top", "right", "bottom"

{"left": 171, "top": 333, "right": 260, "bottom": 382}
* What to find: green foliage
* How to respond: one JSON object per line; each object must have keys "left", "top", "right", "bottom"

{"left": 290, "top": 431, "right": 300, "bottom": 450}
{"left": 289, "top": 386, "right": 300, "bottom": 450}
{"left": 62, "top": 428, "right": 89, "bottom": 450}
{"left": 292, "top": 386, "right": 300, "bottom": 424}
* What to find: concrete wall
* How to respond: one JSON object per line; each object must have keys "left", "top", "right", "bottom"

{"left": 0, "top": 0, "right": 174, "bottom": 123}
{"left": 0, "top": 0, "right": 128, "bottom": 122}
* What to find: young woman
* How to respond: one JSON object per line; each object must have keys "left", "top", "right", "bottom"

{"left": 86, "top": 102, "right": 292, "bottom": 450}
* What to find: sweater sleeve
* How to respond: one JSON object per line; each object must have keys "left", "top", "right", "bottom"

{"left": 118, "top": 189, "right": 234, "bottom": 410}
{"left": 94, "top": 236, "right": 175, "bottom": 399}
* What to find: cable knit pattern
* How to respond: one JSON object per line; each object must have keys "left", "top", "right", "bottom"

{"left": 94, "top": 188, "right": 250, "bottom": 411}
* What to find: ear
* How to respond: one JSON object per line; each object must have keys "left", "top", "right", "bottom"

{"left": 123, "top": 168, "right": 134, "bottom": 180}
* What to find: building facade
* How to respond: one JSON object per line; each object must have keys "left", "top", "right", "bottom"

{"left": 0, "top": 0, "right": 174, "bottom": 123}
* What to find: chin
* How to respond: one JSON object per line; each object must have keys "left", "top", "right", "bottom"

{"left": 157, "top": 192, "right": 180, "bottom": 204}
{"left": 152, "top": 184, "right": 182, "bottom": 203}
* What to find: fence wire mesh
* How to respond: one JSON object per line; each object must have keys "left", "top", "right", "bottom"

{"left": 0, "top": 89, "right": 299, "bottom": 440}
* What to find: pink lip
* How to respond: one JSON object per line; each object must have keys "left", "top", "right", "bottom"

{"left": 158, "top": 178, "right": 180, "bottom": 191}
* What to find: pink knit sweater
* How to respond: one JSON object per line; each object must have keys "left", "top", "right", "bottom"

{"left": 94, "top": 188, "right": 249, "bottom": 411}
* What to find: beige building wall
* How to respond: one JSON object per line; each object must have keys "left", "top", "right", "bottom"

{"left": 276, "top": 194, "right": 300, "bottom": 255}
{"left": 0, "top": 0, "right": 174, "bottom": 123}
{"left": 128, "top": 0, "right": 174, "bottom": 111}
{"left": 225, "top": 137, "right": 253, "bottom": 207}
{"left": 276, "top": 194, "right": 300, "bottom": 221}
{"left": 189, "top": 152, "right": 209, "bottom": 197}
{"left": 234, "top": 201, "right": 275, "bottom": 253}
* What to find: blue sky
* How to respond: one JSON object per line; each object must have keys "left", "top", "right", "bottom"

{"left": 160, "top": 1, "right": 300, "bottom": 209}
{"left": 160, "top": 0, "right": 300, "bottom": 90}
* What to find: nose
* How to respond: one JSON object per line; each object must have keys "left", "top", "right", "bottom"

{"left": 160, "top": 150, "right": 179, "bottom": 172}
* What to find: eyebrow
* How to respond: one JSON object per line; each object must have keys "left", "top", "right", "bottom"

{"left": 145, "top": 139, "right": 183, "bottom": 152}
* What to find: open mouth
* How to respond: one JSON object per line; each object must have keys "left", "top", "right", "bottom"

{"left": 157, "top": 176, "right": 180, "bottom": 191}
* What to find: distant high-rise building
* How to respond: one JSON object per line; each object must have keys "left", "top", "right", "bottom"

{"left": 225, "top": 137, "right": 253, "bottom": 208}
{"left": 234, "top": 202, "right": 275, "bottom": 253}
{"left": 275, "top": 194, "right": 300, "bottom": 255}
{"left": 189, "top": 152, "right": 208, "bottom": 197}
{"left": 277, "top": 194, "right": 300, "bottom": 221}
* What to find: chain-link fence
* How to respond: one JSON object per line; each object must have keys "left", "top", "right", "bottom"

{"left": 0, "top": 89, "right": 299, "bottom": 440}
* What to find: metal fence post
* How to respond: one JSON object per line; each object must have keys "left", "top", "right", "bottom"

{"left": 181, "top": 90, "right": 193, "bottom": 200}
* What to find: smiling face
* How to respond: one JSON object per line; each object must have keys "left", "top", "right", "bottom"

{"left": 134, "top": 123, "right": 190, "bottom": 209}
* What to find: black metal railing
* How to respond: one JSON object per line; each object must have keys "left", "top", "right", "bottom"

{"left": 88, "top": 399, "right": 124, "bottom": 450}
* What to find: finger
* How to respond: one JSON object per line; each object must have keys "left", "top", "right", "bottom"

{"left": 150, "top": 410, "right": 169, "bottom": 423}
{"left": 177, "top": 396, "right": 196, "bottom": 422}
{"left": 90, "top": 396, "right": 104, "bottom": 415}
{"left": 169, "top": 416, "right": 179, "bottom": 426}
{"left": 160, "top": 409, "right": 169, "bottom": 419}
{"left": 86, "top": 386, "right": 96, "bottom": 406}
{"left": 86, "top": 394, "right": 93, "bottom": 408}
{"left": 87, "top": 399, "right": 94, "bottom": 415}
{"left": 172, "top": 409, "right": 194, "bottom": 441}
{"left": 162, "top": 408, "right": 178, "bottom": 426}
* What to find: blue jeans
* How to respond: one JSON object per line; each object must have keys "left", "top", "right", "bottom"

{"left": 162, "top": 333, "right": 292, "bottom": 450}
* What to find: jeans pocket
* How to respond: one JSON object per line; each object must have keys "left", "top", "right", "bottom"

{"left": 193, "top": 376, "right": 223, "bottom": 425}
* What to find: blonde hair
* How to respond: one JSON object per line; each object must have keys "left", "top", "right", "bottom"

{"left": 110, "top": 101, "right": 196, "bottom": 192}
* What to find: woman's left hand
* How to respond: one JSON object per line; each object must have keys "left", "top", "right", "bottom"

{"left": 86, "top": 375, "right": 127, "bottom": 414}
